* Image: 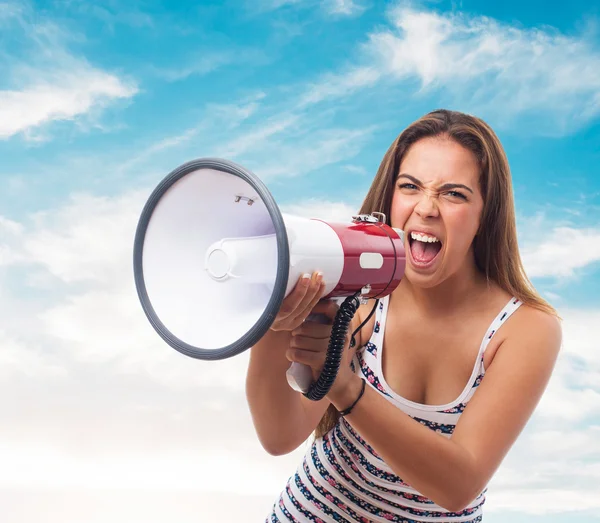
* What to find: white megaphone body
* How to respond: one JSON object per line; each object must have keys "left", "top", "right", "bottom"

{"left": 133, "top": 158, "right": 406, "bottom": 400}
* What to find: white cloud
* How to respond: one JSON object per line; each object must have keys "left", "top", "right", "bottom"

{"left": 110, "top": 94, "right": 266, "bottom": 178}
{"left": 0, "top": 188, "right": 599, "bottom": 520}
{"left": 488, "top": 486, "right": 600, "bottom": 514}
{"left": 0, "top": 215, "right": 25, "bottom": 266}
{"left": 0, "top": 439, "right": 299, "bottom": 493}
{"left": 0, "top": 66, "right": 137, "bottom": 140}
{"left": 281, "top": 198, "right": 359, "bottom": 222}
{"left": 325, "top": 0, "right": 367, "bottom": 16}
{"left": 153, "top": 52, "right": 233, "bottom": 82}
{"left": 301, "top": 6, "right": 600, "bottom": 132}
{"left": 0, "top": 3, "right": 138, "bottom": 140}
{"left": 521, "top": 226, "right": 600, "bottom": 278}
{"left": 252, "top": 0, "right": 305, "bottom": 12}
{"left": 70, "top": 1, "right": 154, "bottom": 30}
{"left": 527, "top": 427, "right": 600, "bottom": 459}
{"left": 0, "top": 189, "right": 266, "bottom": 391}
{"left": 0, "top": 329, "right": 66, "bottom": 379}
{"left": 215, "top": 113, "right": 302, "bottom": 159}
{"left": 253, "top": 0, "right": 366, "bottom": 17}
{"left": 481, "top": 306, "right": 600, "bottom": 515}
{"left": 239, "top": 124, "right": 378, "bottom": 180}
{"left": 0, "top": 215, "right": 23, "bottom": 236}
{"left": 20, "top": 191, "right": 145, "bottom": 286}
{"left": 0, "top": 489, "right": 281, "bottom": 523}
{"left": 299, "top": 66, "right": 381, "bottom": 107}
{"left": 149, "top": 47, "right": 270, "bottom": 83}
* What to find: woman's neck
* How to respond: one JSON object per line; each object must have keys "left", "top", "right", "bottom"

{"left": 391, "top": 262, "right": 491, "bottom": 320}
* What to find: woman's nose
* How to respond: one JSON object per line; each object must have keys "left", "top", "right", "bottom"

{"left": 414, "top": 193, "right": 439, "bottom": 218}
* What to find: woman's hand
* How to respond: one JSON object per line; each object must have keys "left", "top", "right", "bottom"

{"left": 272, "top": 271, "right": 359, "bottom": 397}
{"left": 286, "top": 299, "right": 358, "bottom": 393}
{"left": 286, "top": 299, "right": 341, "bottom": 381}
{"left": 270, "top": 272, "right": 326, "bottom": 332}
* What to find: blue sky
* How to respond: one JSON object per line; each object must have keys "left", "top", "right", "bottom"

{"left": 1, "top": 0, "right": 599, "bottom": 521}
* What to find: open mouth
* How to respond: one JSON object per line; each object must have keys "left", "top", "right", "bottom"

{"left": 408, "top": 232, "right": 443, "bottom": 266}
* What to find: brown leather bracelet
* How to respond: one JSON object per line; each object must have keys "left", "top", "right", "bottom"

{"left": 339, "top": 379, "right": 366, "bottom": 416}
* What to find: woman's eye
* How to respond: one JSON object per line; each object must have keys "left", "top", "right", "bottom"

{"left": 398, "top": 183, "right": 417, "bottom": 190}
{"left": 446, "top": 190, "right": 467, "bottom": 200}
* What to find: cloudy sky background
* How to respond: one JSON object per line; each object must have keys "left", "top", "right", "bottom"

{"left": 1, "top": 0, "right": 599, "bottom": 521}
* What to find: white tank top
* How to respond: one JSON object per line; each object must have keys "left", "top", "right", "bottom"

{"left": 267, "top": 295, "right": 523, "bottom": 523}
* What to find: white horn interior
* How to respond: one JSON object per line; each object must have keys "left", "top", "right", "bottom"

{"left": 141, "top": 167, "right": 280, "bottom": 351}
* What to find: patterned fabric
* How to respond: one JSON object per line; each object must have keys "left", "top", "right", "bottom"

{"left": 266, "top": 295, "right": 522, "bottom": 522}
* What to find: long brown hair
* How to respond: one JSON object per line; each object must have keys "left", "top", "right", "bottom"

{"left": 314, "top": 108, "right": 557, "bottom": 439}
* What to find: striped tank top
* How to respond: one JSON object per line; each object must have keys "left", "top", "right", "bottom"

{"left": 267, "top": 295, "right": 522, "bottom": 523}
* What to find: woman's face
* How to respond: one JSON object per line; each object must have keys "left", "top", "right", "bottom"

{"left": 390, "top": 136, "right": 484, "bottom": 288}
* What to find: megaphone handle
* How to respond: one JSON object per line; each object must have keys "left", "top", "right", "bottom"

{"left": 286, "top": 313, "right": 330, "bottom": 393}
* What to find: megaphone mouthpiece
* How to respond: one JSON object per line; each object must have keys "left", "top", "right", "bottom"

{"left": 205, "top": 234, "right": 278, "bottom": 282}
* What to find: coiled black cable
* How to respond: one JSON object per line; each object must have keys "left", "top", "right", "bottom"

{"left": 304, "top": 291, "right": 362, "bottom": 401}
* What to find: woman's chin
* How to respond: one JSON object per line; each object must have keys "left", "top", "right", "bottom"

{"left": 405, "top": 269, "right": 443, "bottom": 289}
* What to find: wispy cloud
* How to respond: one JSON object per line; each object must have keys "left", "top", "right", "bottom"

{"left": 298, "top": 66, "right": 381, "bottom": 107}
{"left": 235, "top": 124, "right": 378, "bottom": 180}
{"left": 149, "top": 52, "right": 234, "bottom": 82}
{"left": 0, "top": 2, "right": 138, "bottom": 140}
{"left": 253, "top": 0, "right": 366, "bottom": 17}
{"left": 522, "top": 226, "right": 600, "bottom": 278}
{"left": 377, "top": 7, "right": 600, "bottom": 125}
{"left": 325, "top": 0, "right": 367, "bottom": 17}
{"left": 299, "top": 6, "right": 600, "bottom": 133}
{"left": 66, "top": 0, "right": 154, "bottom": 30}
{"left": 150, "top": 48, "right": 270, "bottom": 82}
{"left": 215, "top": 113, "right": 302, "bottom": 159}
{"left": 252, "top": 0, "right": 305, "bottom": 12}
{"left": 110, "top": 91, "right": 376, "bottom": 183}
{"left": 112, "top": 94, "right": 266, "bottom": 177}
{"left": 0, "top": 69, "right": 137, "bottom": 140}
{"left": 281, "top": 199, "right": 359, "bottom": 221}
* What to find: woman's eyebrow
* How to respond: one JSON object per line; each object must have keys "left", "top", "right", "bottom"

{"left": 397, "top": 173, "right": 473, "bottom": 194}
{"left": 439, "top": 182, "right": 473, "bottom": 194}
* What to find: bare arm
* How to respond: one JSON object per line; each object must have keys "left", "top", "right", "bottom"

{"left": 246, "top": 272, "right": 334, "bottom": 455}
{"left": 246, "top": 274, "right": 369, "bottom": 456}
{"left": 322, "top": 307, "right": 562, "bottom": 511}
{"left": 246, "top": 327, "right": 331, "bottom": 455}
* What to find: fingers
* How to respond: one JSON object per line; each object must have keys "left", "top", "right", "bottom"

{"left": 289, "top": 333, "right": 329, "bottom": 351}
{"left": 277, "top": 273, "right": 312, "bottom": 319}
{"left": 288, "top": 272, "right": 325, "bottom": 324}
{"left": 271, "top": 271, "right": 326, "bottom": 331}
{"left": 286, "top": 347, "right": 325, "bottom": 369}
{"left": 291, "top": 322, "right": 332, "bottom": 339}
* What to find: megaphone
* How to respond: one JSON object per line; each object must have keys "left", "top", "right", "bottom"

{"left": 133, "top": 158, "right": 406, "bottom": 400}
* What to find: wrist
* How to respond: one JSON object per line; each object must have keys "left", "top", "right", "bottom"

{"left": 328, "top": 374, "right": 364, "bottom": 413}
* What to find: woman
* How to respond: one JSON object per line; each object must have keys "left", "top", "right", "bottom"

{"left": 246, "top": 109, "right": 562, "bottom": 522}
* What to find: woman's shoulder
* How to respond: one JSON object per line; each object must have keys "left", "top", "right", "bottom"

{"left": 482, "top": 283, "right": 561, "bottom": 339}
{"left": 489, "top": 298, "right": 562, "bottom": 369}
{"left": 508, "top": 301, "right": 562, "bottom": 340}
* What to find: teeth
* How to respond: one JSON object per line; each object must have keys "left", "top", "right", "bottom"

{"left": 410, "top": 232, "right": 440, "bottom": 243}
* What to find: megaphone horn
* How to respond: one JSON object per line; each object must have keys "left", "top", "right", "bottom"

{"left": 133, "top": 158, "right": 406, "bottom": 400}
